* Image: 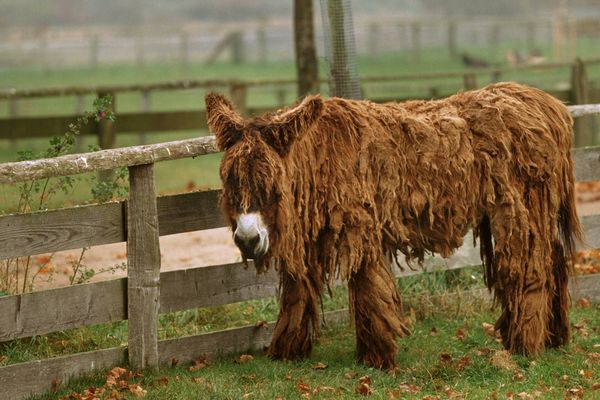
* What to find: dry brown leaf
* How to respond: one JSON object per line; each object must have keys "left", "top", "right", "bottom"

{"left": 562, "top": 375, "right": 571, "bottom": 382}
{"left": 356, "top": 375, "right": 373, "bottom": 396}
{"left": 242, "top": 393, "right": 254, "bottom": 399}
{"left": 490, "top": 350, "right": 517, "bottom": 371}
{"left": 477, "top": 347, "right": 492, "bottom": 356}
{"left": 429, "top": 327, "right": 438, "bottom": 336}
{"left": 254, "top": 320, "right": 269, "bottom": 329}
{"left": 236, "top": 354, "right": 254, "bottom": 364}
{"left": 296, "top": 381, "right": 311, "bottom": 397}
{"left": 313, "top": 386, "right": 336, "bottom": 394}
{"left": 128, "top": 384, "right": 147, "bottom": 398}
{"left": 439, "top": 352, "right": 453, "bottom": 364}
{"left": 444, "top": 385, "right": 465, "bottom": 399}
{"left": 170, "top": 357, "right": 179, "bottom": 367}
{"left": 482, "top": 322, "right": 496, "bottom": 337}
{"left": 591, "top": 382, "right": 600, "bottom": 390}
{"left": 312, "top": 362, "right": 328, "bottom": 370}
{"left": 457, "top": 356, "right": 471, "bottom": 371}
{"left": 565, "top": 386, "right": 585, "bottom": 399}
{"left": 579, "top": 369, "right": 594, "bottom": 378}
{"left": 455, "top": 328, "right": 466, "bottom": 341}
{"left": 345, "top": 371, "right": 358, "bottom": 379}
{"left": 576, "top": 298, "right": 592, "bottom": 308}
{"left": 189, "top": 356, "right": 208, "bottom": 371}
{"left": 513, "top": 372, "right": 526, "bottom": 382}
{"left": 516, "top": 392, "right": 530, "bottom": 399}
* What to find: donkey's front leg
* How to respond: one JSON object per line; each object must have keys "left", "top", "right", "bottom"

{"left": 267, "top": 271, "right": 320, "bottom": 361}
{"left": 349, "top": 256, "right": 410, "bottom": 369}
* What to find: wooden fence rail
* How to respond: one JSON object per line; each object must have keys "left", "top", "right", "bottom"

{"left": 0, "top": 106, "right": 600, "bottom": 399}
{"left": 2, "top": 57, "right": 600, "bottom": 150}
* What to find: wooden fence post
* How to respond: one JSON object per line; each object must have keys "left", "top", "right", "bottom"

{"left": 411, "top": 21, "right": 421, "bottom": 63}
{"left": 447, "top": 21, "right": 457, "bottom": 60}
{"left": 229, "top": 83, "right": 248, "bottom": 115}
{"left": 463, "top": 73, "right": 477, "bottom": 90}
{"left": 139, "top": 90, "right": 150, "bottom": 145}
{"left": 179, "top": 31, "right": 189, "bottom": 70}
{"left": 571, "top": 59, "right": 593, "bottom": 147}
{"left": 8, "top": 98, "right": 18, "bottom": 150}
{"left": 98, "top": 91, "right": 116, "bottom": 181}
{"left": 127, "top": 163, "right": 160, "bottom": 371}
{"left": 90, "top": 35, "right": 99, "bottom": 70}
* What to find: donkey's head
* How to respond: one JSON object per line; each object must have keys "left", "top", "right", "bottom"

{"left": 205, "top": 93, "right": 323, "bottom": 267}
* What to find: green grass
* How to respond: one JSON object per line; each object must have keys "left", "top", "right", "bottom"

{"left": 25, "top": 300, "right": 599, "bottom": 400}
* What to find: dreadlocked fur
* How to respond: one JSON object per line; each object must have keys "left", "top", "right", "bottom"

{"left": 205, "top": 82, "right": 583, "bottom": 369}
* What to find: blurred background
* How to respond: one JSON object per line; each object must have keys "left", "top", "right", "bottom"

{"left": 1, "top": 0, "right": 600, "bottom": 197}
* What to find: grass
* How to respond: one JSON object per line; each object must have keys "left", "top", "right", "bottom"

{"left": 24, "top": 297, "right": 599, "bottom": 400}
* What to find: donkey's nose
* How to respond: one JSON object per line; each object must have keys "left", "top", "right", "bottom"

{"left": 234, "top": 232, "right": 261, "bottom": 258}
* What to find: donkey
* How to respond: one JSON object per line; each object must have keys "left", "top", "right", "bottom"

{"left": 205, "top": 82, "right": 582, "bottom": 369}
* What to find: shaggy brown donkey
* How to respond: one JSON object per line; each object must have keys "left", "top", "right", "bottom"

{"left": 206, "top": 82, "right": 582, "bottom": 369}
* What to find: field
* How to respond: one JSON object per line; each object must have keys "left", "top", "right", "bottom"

{"left": 1, "top": 43, "right": 600, "bottom": 399}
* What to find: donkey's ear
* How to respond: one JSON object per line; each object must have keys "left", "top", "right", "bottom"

{"left": 262, "top": 95, "right": 324, "bottom": 156}
{"left": 205, "top": 92, "right": 245, "bottom": 150}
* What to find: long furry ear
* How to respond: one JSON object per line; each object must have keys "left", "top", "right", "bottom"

{"left": 262, "top": 95, "right": 324, "bottom": 156}
{"left": 205, "top": 92, "right": 245, "bottom": 150}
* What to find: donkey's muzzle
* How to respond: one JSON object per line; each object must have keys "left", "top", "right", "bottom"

{"left": 233, "top": 213, "right": 270, "bottom": 260}
{"left": 234, "top": 233, "right": 261, "bottom": 259}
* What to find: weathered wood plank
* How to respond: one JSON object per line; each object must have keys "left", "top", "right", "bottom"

{"left": 127, "top": 164, "right": 160, "bottom": 370}
{"left": 0, "top": 278, "right": 127, "bottom": 342}
{"left": 157, "top": 189, "right": 225, "bottom": 235}
{"left": 157, "top": 309, "right": 349, "bottom": 365}
{"left": 0, "top": 190, "right": 226, "bottom": 260}
{"left": 0, "top": 346, "right": 126, "bottom": 400}
{"left": 0, "top": 202, "right": 125, "bottom": 260}
{"left": 160, "top": 262, "right": 278, "bottom": 314}
{"left": 571, "top": 273, "right": 600, "bottom": 302}
{"left": 0, "top": 136, "right": 219, "bottom": 184}
{"left": 573, "top": 146, "right": 600, "bottom": 182}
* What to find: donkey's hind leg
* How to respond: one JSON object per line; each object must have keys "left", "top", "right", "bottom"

{"left": 491, "top": 205, "right": 554, "bottom": 356}
{"left": 546, "top": 239, "right": 571, "bottom": 348}
{"left": 349, "top": 255, "right": 409, "bottom": 369}
{"left": 267, "top": 271, "right": 321, "bottom": 361}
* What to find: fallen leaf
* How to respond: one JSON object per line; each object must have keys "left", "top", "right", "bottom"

{"left": 516, "top": 392, "right": 530, "bottom": 399}
{"left": 562, "top": 375, "right": 571, "bottom": 382}
{"left": 444, "top": 385, "right": 465, "bottom": 399}
{"left": 591, "top": 382, "right": 600, "bottom": 390}
{"left": 345, "top": 371, "right": 358, "bottom": 379}
{"left": 576, "top": 297, "right": 592, "bottom": 308}
{"left": 128, "top": 384, "right": 147, "bottom": 397}
{"left": 455, "top": 328, "right": 466, "bottom": 341}
{"left": 296, "top": 380, "right": 311, "bottom": 397}
{"left": 482, "top": 322, "right": 496, "bottom": 337}
{"left": 457, "top": 356, "right": 471, "bottom": 371}
{"left": 170, "top": 357, "right": 179, "bottom": 367}
{"left": 254, "top": 320, "right": 269, "bottom": 329}
{"left": 356, "top": 375, "right": 373, "bottom": 396}
{"left": 490, "top": 350, "right": 517, "bottom": 371}
{"left": 429, "top": 327, "right": 438, "bottom": 336}
{"left": 312, "top": 362, "right": 328, "bottom": 370}
{"left": 242, "top": 393, "right": 254, "bottom": 399}
{"left": 313, "top": 386, "right": 336, "bottom": 394}
{"left": 579, "top": 369, "right": 593, "bottom": 378}
{"left": 565, "top": 386, "right": 585, "bottom": 399}
{"left": 440, "top": 352, "right": 453, "bottom": 364}
{"left": 513, "top": 372, "right": 526, "bottom": 382}
{"left": 51, "top": 378, "right": 61, "bottom": 392}
{"left": 188, "top": 356, "right": 208, "bottom": 371}
{"left": 236, "top": 354, "right": 254, "bottom": 364}
{"left": 477, "top": 347, "right": 492, "bottom": 356}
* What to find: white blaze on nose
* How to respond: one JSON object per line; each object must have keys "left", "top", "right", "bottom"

{"left": 234, "top": 213, "right": 269, "bottom": 254}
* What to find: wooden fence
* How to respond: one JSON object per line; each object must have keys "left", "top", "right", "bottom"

{"left": 0, "top": 124, "right": 599, "bottom": 398}
{"left": 1, "top": 58, "right": 600, "bottom": 150}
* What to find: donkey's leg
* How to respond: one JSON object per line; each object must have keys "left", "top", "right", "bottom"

{"left": 349, "top": 256, "right": 409, "bottom": 369}
{"left": 546, "top": 239, "right": 571, "bottom": 348}
{"left": 267, "top": 271, "right": 321, "bottom": 361}
{"left": 491, "top": 206, "right": 553, "bottom": 356}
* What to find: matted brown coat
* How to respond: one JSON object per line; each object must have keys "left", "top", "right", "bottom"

{"left": 205, "top": 82, "right": 582, "bottom": 369}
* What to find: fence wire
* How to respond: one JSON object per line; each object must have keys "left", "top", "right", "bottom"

{"left": 320, "top": 0, "right": 361, "bottom": 99}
